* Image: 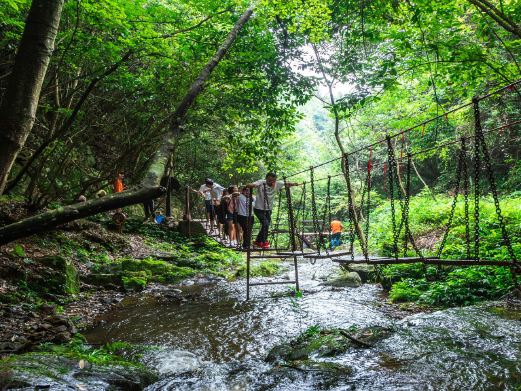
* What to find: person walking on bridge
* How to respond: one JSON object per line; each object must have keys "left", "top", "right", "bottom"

{"left": 330, "top": 218, "right": 344, "bottom": 250}
{"left": 246, "top": 173, "right": 300, "bottom": 249}
{"left": 237, "top": 186, "right": 255, "bottom": 249}
{"left": 196, "top": 178, "right": 224, "bottom": 232}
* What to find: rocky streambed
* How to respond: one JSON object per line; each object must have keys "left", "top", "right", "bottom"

{"left": 2, "top": 257, "right": 521, "bottom": 390}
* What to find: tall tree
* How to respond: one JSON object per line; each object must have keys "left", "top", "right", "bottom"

{"left": 153, "top": 7, "right": 254, "bottom": 183}
{"left": 0, "top": 0, "right": 64, "bottom": 194}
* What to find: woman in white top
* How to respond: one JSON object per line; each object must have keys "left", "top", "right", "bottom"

{"left": 237, "top": 186, "right": 255, "bottom": 249}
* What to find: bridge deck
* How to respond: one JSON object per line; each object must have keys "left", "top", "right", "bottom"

{"left": 334, "top": 256, "right": 513, "bottom": 266}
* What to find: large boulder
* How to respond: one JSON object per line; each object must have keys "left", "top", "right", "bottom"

{"left": 177, "top": 221, "right": 207, "bottom": 236}
{"left": 342, "top": 263, "right": 377, "bottom": 282}
{"left": 33, "top": 256, "right": 80, "bottom": 296}
{"left": 324, "top": 271, "right": 362, "bottom": 288}
{"left": 0, "top": 353, "right": 156, "bottom": 391}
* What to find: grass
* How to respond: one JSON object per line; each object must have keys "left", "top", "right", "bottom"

{"left": 235, "top": 260, "right": 287, "bottom": 277}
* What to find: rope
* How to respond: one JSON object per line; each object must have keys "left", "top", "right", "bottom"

{"left": 282, "top": 80, "right": 521, "bottom": 180}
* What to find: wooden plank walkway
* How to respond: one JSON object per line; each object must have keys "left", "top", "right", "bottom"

{"left": 334, "top": 256, "right": 513, "bottom": 266}
{"left": 303, "top": 250, "right": 352, "bottom": 259}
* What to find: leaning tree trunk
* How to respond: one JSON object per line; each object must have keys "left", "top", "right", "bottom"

{"left": 151, "top": 8, "right": 254, "bottom": 184}
{"left": 169, "top": 8, "right": 254, "bottom": 135}
{"left": 4, "top": 51, "right": 133, "bottom": 194}
{"left": 0, "top": 186, "right": 165, "bottom": 245}
{"left": 0, "top": 0, "right": 65, "bottom": 194}
{"left": 0, "top": 7, "right": 254, "bottom": 245}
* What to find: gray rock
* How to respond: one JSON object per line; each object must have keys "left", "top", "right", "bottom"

{"left": 344, "top": 264, "right": 377, "bottom": 282}
{"left": 177, "top": 221, "right": 207, "bottom": 236}
{"left": 324, "top": 271, "right": 362, "bottom": 288}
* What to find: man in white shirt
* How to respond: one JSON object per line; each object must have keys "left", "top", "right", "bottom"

{"left": 196, "top": 178, "right": 224, "bottom": 231}
{"left": 246, "top": 172, "right": 300, "bottom": 249}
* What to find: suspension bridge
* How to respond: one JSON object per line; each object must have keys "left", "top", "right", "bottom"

{"left": 183, "top": 80, "right": 521, "bottom": 299}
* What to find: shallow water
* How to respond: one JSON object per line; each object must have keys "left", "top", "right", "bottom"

{"left": 84, "top": 260, "right": 521, "bottom": 390}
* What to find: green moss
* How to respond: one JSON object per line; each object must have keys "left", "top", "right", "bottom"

{"left": 0, "top": 336, "right": 158, "bottom": 386}
{"left": 268, "top": 325, "right": 392, "bottom": 367}
{"left": 235, "top": 260, "right": 286, "bottom": 277}
{"left": 122, "top": 275, "right": 147, "bottom": 291}
{"left": 36, "top": 256, "right": 80, "bottom": 296}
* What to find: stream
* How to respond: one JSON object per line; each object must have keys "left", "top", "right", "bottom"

{"left": 84, "top": 260, "right": 521, "bottom": 390}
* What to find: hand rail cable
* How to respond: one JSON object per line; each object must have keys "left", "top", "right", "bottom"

{"left": 473, "top": 99, "right": 519, "bottom": 268}
{"left": 282, "top": 79, "right": 521, "bottom": 180}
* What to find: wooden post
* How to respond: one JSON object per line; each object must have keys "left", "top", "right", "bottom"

{"left": 284, "top": 178, "right": 300, "bottom": 292}
{"left": 165, "top": 178, "right": 172, "bottom": 218}
{"left": 246, "top": 188, "right": 253, "bottom": 300}
{"left": 183, "top": 185, "right": 191, "bottom": 221}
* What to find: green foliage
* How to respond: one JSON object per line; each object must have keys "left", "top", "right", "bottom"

{"left": 369, "top": 194, "right": 521, "bottom": 261}
{"left": 33, "top": 335, "right": 149, "bottom": 368}
{"left": 10, "top": 244, "right": 25, "bottom": 258}
{"left": 388, "top": 279, "right": 426, "bottom": 303}
{"left": 388, "top": 267, "right": 517, "bottom": 307}
{"left": 121, "top": 274, "right": 148, "bottom": 291}
{"left": 302, "top": 324, "right": 321, "bottom": 339}
{"left": 372, "top": 193, "right": 521, "bottom": 307}
{"left": 235, "top": 260, "right": 285, "bottom": 277}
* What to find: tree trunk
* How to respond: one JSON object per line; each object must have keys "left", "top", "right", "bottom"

{"left": 311, "top": 44, "right": 367, "bottom": 252}
{"left": 467, "top": 0, "right": 521, "bottom": 38}
{"left": 0, "top": 186, "right": 165, "bottom": 245}
{"left": 4, "top": 51, "right": 132, "bottom": 193}
{"left": 151, "top": 8, "right": 254, "bottom": 185}
{"left": 0, "top": 0, "right": 65, "bottom": 194}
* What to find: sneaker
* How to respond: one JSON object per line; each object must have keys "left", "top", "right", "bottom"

{"left": 253, "top": 241, "right": 263, "bottom": 248}
{"left": 262, "top": 241, "right": 270, "bottom": 249}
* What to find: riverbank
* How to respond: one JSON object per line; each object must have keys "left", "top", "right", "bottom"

{"left": 1, "top": 198, "right": 521, "bottom": 390}
{"left": 0, "top": 204, "right": 242, "bottom": 353}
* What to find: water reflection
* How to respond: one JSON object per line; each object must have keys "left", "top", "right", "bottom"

{"left": 85, "top": 260, "right": 521, "bottom": 390}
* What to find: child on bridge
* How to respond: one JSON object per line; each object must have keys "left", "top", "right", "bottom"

{"left": 330, "top": 218, "right": 343, "bottom": 250}
{"left": 237, "top": 186, "right": 255, "bottom": 249}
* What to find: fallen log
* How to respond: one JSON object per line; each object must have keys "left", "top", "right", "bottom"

{"left": 0, "top": 186, "right": 165, "bottom": 245}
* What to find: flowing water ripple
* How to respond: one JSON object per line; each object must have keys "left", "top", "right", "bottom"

{"left": 85, "top": 260, "right": 521, "bottom": 390}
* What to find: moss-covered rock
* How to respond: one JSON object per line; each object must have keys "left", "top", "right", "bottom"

{"left": 0, "top": 339, "right": 157, "bottom": 390}
{"left": 342, "top": 264, "right": 377, "bottom": 283}
{"left": 32, "top": 256, "right": 80, "bottom": 296}
{"left": 324, "top": 271, "right": 362, "bottom": 288}
{"left": 0, "top": 353, "right": 155, "bottom": 390}
{"left": 267, "top": 325, "right": 392, "bottom": 365}
{"left": 177, "top": 221, "right": 207, "bottom": 236}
